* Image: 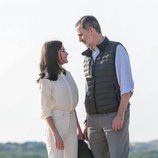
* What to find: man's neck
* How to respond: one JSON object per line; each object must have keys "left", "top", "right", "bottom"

{"left": 91, "top": 35, "right": 104, "bottom": 50}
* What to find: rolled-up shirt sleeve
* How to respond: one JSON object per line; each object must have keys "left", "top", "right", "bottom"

{"left": 115, "top": 45, "right": 134, "bottom": 95}
{"left": 39, "top": 79, "right": 53, "bottom": 119}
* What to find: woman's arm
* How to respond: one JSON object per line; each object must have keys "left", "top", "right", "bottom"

{"left": 74, "top": 110, "right": 84, "bottom": 140}
{"left": 46, "top": 116, "right": 64, "bottom": 150}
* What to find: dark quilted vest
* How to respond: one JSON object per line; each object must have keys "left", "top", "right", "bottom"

{"left": 82, "top": 37, "right": 121, "bottom": 114}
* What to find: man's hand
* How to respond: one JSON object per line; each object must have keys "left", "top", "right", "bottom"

{"left": 112, "top": 113, "right": 125, "bottom": 132}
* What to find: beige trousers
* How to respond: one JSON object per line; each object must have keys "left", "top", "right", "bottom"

{"left": 45, "top": 110, "right": 78, "bottom": 158}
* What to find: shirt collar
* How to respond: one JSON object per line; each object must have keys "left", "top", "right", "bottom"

{"left": 82, "top": 36, "right": 109, "bottom": 57}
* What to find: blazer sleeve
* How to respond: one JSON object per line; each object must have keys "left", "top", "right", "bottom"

{"left": 39, "top": 79, "right": 53, "bottom": 119}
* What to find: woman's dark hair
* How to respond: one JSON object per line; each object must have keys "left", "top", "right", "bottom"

{"left": 75, "top": 15, "right": 102, "bottom": 34}
{"left": 37, "top": 40, "right": 66, "bottom": 82}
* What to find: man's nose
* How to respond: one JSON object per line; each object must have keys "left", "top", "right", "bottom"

{"left": 79, "top": 37, "right": 82, "bottom": 42}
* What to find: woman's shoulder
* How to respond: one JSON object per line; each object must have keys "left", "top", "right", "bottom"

{"left": 40, "top": 78, "right": 51, "bottom": 83}
{"left": 65, "top": 70, "right": 73, "bottom": 77}
{"left": 66, "top": 70, "right": 70, "bottom": 75}
{"left": 39, "top": 78, "right": 53, "bottom": 90}
{"left": 65, "top": 71, "right": 77, "bottom": 82}
{"left": 60, "top": 70, "right": 74, "bottom": 80}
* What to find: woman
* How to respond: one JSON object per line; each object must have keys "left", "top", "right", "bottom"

{"left": 37, "top": 40, "right": 83, "bottom": 158}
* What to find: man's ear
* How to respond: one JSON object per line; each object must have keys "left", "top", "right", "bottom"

{"left": 89, "top": 27, "right": 93, "bottom": 33}
{"left": 89, "top": 27, "right": 94, "bottom": 35}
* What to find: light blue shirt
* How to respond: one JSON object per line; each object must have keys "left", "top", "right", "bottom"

{"left": 92, "top": 44, "right": 134, "bottom": 95}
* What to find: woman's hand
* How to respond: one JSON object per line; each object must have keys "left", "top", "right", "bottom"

{"left": 53, "top": 132, "right": 64, "bottom": 150}
{"left": 78, "top": 129, "right": 84, "bottom": 140}
{"left": 83, "top": 126, "right": 88, "bottom": 141}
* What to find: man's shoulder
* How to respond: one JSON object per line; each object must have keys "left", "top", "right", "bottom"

{"left": 109, "top": 40, "right": 122, "bottom": 46}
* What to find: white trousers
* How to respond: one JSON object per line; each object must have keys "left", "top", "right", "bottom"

{"left": 45, "top": 110, "right": 78, "bottom": 158}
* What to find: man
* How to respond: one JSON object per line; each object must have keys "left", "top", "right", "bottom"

{"left": 75, "top": 15, "right": 134, "bottom": 158}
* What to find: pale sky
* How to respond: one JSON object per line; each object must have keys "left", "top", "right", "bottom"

{"left": 0, "top": 0, "right": 158, "bottom": 143}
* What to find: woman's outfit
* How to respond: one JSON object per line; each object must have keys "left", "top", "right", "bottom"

{"left": 40, "top": 71, "right": 78, "bottom": 158}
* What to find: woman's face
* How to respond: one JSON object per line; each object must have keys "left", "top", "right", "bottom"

{"left": 58, "top": 46, "right": 68, "bottom": 65}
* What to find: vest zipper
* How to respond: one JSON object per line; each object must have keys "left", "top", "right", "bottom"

{"left": 92, "top": 55, "right": 100, "bottom": 113}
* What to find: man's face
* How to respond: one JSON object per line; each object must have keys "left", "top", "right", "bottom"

{"left": 76, "top": 25, "right": 92, "bottom": 48}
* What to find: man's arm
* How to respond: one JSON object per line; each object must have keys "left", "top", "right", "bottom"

{"left": 112, "top": 92, "right": 131, "bottom": 131}
{"left": 112, "top": 44, "right": 134, "bottom": 131}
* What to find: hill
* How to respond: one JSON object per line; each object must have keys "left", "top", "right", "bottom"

{"left": 0, "top": 140, "right": 158, "bottom": 158}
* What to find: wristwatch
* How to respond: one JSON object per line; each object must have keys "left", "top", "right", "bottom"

{"left": 83, "top": 119, "right": 87, "bottom": 125}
